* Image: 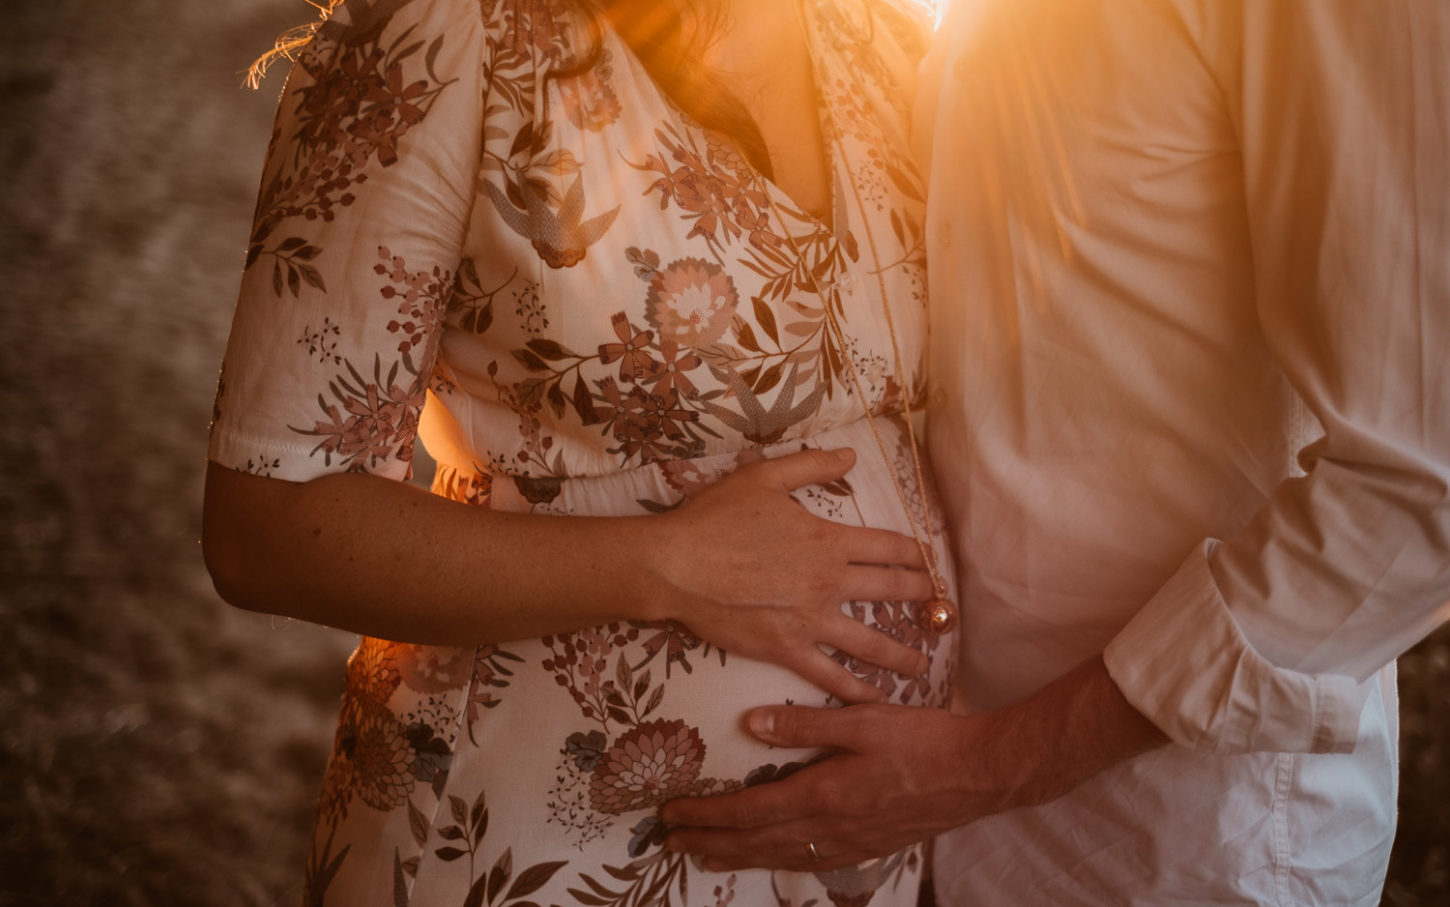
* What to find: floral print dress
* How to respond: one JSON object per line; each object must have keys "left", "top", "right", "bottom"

{"left": 208, "top": 0, "right": 955, "bottom": 904}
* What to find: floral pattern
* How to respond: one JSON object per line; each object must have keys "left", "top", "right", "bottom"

{"left": 209, "top": 0, "right": 948, "bottom": 905}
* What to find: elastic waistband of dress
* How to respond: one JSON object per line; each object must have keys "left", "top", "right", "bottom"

{"left": 430, "top": 415, "right": 915, "bottom": 515}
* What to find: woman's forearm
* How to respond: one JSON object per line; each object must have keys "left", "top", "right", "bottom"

{"left": 202, "top": 462, "right": 666, "bottom": 645}
{"left": 200, "top": 451, "right": 935, "bottom": 702}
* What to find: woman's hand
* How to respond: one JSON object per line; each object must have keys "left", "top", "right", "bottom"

{"left": 648, "top": 448, "right": 935, "bottom": 703}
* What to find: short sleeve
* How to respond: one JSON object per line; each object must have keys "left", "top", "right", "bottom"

{"left": 209, "top": 0, "right": 485, "bottom": 482}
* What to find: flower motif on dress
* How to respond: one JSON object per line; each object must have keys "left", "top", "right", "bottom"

{"left": 598, "top": 312, "right": 662, "bottom": 383}
{"left": 321, "top": 694, "right": 416, "bottom": 820}
{"left": 375, "top": 246, "right": 450, "bottom": 356}
{"left": 293, "top": 353, "right": 426, "bottom": 473}
{"left": 588, "top": 719, "right": 706, "bottom": 815}
{"left": 659, "top": 449, "right": 761, "bottom": 498}
{"left": 558, "top": 57, "right": 623, "bottom": 133}
{"left": 487, "top": 0, "right": 577, "bottom": 64}
{"left": 247, "top": 7, "right": 455, "bottom": 294}
{"left": 350, "top": 637, "right": 405, "bottom": 705}
{"left": 831, "top": 599, "right": 938, "bottom": 704}
{"left": 643, "top": 257, "right": 740, "bottom": 349}
{"left": 317, "top": 639, "right": 413, "bottom": 821}
{"left": 631, "top": 122, "right": 779, "bottom": 256}
{"left": 396, "top": 645, "right": 473, "bottom": 694}
{"left": 542, "top": 625, "right": 642, "bottom": 727}
{"left": 592, "top": 379, "right": 703, "bottom": 464}
{"left": 292, "top": 250, "right": 449, "bottom": 474}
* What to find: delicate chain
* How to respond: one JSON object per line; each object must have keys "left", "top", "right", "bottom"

{"left": 816, "top": 285, "right": 947, "bottom": 599}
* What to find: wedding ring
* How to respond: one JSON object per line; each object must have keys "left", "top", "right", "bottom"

{"left": 806, "top": 841, "right": 821, "bottom": 862}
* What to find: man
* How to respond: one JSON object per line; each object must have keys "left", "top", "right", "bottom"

{"left": 662, "top": 1, "right": 1450, "bottom": 902}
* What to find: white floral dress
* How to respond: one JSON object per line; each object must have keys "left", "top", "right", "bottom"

{"left": 208, "top": 0, "right": 955, "bottom": 904}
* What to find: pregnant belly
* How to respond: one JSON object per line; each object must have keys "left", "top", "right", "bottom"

{"left": 335, "top": 417, "right": 957, "bottom": 847}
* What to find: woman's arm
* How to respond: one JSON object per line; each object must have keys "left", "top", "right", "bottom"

{"left": 202, "top": 446, "right": 933, "bottom": 703}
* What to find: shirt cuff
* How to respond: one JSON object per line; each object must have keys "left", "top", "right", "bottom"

{"left": 1102, "top": 540, "right": 1368, "bottom": 755}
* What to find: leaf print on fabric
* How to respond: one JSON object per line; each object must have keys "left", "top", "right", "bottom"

{"left": 247, "top": 4, "right": 457, "bottom": 291}
{"left": 483, "top": 175, "right": 621, "bottom": 268}
{"left": 591, "top": 378, "right": 705, "bottom": 464}
{"left": 542, "top": 625, "right": 643, "bottom": 729}
{"left": 298, "top": 316, "right": 343, "bottom": 364}
{"left": 293, "top": 353, "right": 426, "bottom": 472}
{"left": 448, "top": 258, "right": 518, "bottom": 335}
{"left": 567, "top": 848, "right": 693, "bottom": 907}
{"left": 698, "top": 362, "right": 828, "bottom": 445}
{"left": 434, "top": 462, "right": 495, "bottom": 507}
{"left": 486, "top": 0, "right": 577, "bottom": 65}
{"left": 303, "top": 821, "right": 351, "bottom": 907}
{"left": 464, "top": 645, "right": 524, "bottom": 744}
{"left": 631, "top": 123, "right": 780, "bottom": 257}
{"left": 426, "top": 785, "right": 571, "bottom": 907}
{"left": 290, "top": 248, "right": 449, "bottom": 474}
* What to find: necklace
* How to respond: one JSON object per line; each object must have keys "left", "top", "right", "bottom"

{"left": 747, "top": 1, "right": 956, "bottom": 635}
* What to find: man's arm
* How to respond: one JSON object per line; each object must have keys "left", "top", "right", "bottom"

{"left": 661, "top": 657, "right": 1165, "bottom": 870}
{"left": 1106, "top": 0, "right": 1450, "bottom": 755}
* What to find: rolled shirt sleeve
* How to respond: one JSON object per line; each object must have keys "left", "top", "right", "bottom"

{"left": 1105, "top": 0, "right": 1450, "bottom": 755}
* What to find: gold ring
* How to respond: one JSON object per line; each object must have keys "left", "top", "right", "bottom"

{"left": 806, "top": 841, "right": 821, "bottom": 862}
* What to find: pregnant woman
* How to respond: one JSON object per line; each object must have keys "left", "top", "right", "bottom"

{"left": 202, "top": 0, "right": 956, "bottom": 904}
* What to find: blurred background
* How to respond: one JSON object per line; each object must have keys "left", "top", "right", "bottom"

{"left": 0, "top": 0, "right": 1444, "bottom": 904}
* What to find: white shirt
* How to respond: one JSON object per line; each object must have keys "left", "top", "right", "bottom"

{"left": 919, "top": 1, "right": 1450, "bottom": 903}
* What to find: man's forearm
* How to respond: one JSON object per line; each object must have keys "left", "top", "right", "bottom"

{"left": 987, "top": 656, "right": 1170, "bottom": 811}
{"left": 659, "top": 655, "right": 1170, "bottom": 870}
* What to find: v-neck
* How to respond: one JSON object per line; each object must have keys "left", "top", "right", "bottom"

{"left": 750, "top": 0, "right": 841, "bottom": 234}
{"left": 607, "top": 0, "right": 845, "bottom": 241}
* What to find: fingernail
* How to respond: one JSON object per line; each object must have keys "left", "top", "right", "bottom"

{"left": 747, "top": 708, "right": 776, "bottom": 740}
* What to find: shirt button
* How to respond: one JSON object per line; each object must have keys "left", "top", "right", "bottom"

{"left": 937, "top": 224, "right": 951, "bottom": 247}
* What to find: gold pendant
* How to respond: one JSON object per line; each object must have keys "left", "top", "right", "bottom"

{"left": 923, "top": 598, "right": 957, "bottom": 634}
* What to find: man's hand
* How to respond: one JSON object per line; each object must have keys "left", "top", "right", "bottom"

{"left": 660, "top": 657, "right": 1168, "bottom": 870}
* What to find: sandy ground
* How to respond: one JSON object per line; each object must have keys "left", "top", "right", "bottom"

{"left": 0, "top": 0, "right": 1444, "bottom": 904}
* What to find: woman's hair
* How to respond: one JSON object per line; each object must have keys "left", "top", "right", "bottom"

{"left": 251, "top": 0, "right": 773, "bottom": 177}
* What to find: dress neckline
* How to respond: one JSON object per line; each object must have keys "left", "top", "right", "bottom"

{"left": 601, "top": 0, "right": 846, "bottom": 244}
